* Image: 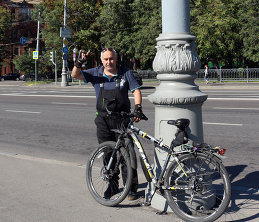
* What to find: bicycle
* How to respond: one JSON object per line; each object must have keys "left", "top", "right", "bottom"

{"left": 86, "top": 111, "right": 231, "bottom": 222}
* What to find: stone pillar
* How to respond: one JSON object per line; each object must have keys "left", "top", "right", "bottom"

{"left": 147, "top": 0, "right": 207, "bottom": 211}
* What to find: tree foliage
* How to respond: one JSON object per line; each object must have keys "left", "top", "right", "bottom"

{"left": 131, "top": 0, "right": 161, "bottom": 69}
{"left": 97, "top": 0, "right": 135, "bottom": 65}
{"left": 236, "top": 0, "right": 259, "bottom": 64}
{"left": 13, "top": 52, "right": 34, "bottom": 74}
{"left": 97, "top": 0, "right": 161, "bottom": 69}
{"left": 0, "top": 5, "right": 12, "bottom": 63}
{"left": 13, "top": 0, "right": 259, "bottom": 74}
{"left": 190, "top": 0, "right": 241, "bottom": 67}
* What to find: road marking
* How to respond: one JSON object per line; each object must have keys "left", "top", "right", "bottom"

{"left": 214, "top": 107, "right": 259, "bottom": 111}
{"left": 203, "top": 122, "right": 243, "bottom": 126}
{"left": 51, "top": 102, "right": 88, "bottom": 106}
{"left": 209, "top": 94, "right": 259, "bottom": 97}
{"left": 0, "top": 152, "right": 85, "bottom": 168}
{"left": 5, "top": 110, "right": 41, "bottom": 114}
{"left": 0, "top": 93, "right": 149, "bottom": 99}
{"left": 208, "top": 97, "right": 259, "bottom": 101}
{"left": 0, "top": 93, "right": 93, "bottom": 98}
{"left": 1, "top": 93, "right": 259, "bottom": 101}
{"left": 204, "top": 90, "right": 259, "bottom": 93}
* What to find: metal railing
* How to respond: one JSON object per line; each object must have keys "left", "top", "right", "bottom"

{"left": 30, "top": 68, "right": 259, "bottom": 83}
{"left": 136, "top": 68, "right": 259, "bottom": 82}
{"left": 196, "top": 68, "right": 259, "bottom": 82}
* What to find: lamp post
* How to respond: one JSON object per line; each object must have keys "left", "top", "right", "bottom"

{"left": 147, "top": 0, "right": 208, "bottom": 211}
{"left": 61, "top": 0, "right": 68, "bottom": 87}
{"left": 35, "top": 10, "right": 40, "bottom": 85}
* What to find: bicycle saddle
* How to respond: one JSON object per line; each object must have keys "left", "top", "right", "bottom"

{"left": 167, "top": 118, "right": 190, "bottom": 130}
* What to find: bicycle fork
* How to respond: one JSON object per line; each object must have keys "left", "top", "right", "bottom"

{"left": 105, "top": 135, "right": 123, "bottom": 172}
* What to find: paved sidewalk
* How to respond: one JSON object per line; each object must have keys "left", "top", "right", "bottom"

{"left": 0, "top": 150, "right": 259, "bottom": 222}
{"left": 0, "top": 151, "right": 181, "bottom": 222}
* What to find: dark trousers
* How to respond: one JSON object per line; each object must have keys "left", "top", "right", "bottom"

{"left": 95, "top": 114, "right": 138, "bottom": 192}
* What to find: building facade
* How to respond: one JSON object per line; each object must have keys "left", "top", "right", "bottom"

{"left": 0, "top": 0, "right": 41, "bottom": 76}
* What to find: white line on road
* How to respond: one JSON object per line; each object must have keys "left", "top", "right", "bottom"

{"left": 0, "top": 93, "right": 94, "bottom": 98}
{"left": 203, "top": 122, "right": 243, "bottom": 126}
{"left": 208, "top": 97, "right": 259, "bottom": 101}
{"left": 2, "top": 93, "right": 259, "bottom": 101}
{"left": 51, "top": 102, "right": 88, "bottom": 106}
{"left": 0, "top": 93, "right": 149, "bottom": 99}
{"left": 5, "top": 110, "right": 41, "bottom": 114}
{"left": 213, "top": 107, "right": 259, "bottom": 111}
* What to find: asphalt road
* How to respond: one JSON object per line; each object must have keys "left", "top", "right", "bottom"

{"left": 0, "top": 81, "right": 259, "bottom": 221}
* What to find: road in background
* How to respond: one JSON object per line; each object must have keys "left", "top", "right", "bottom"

{"left": 0, "top": 83, "right": 259, "bottom": 184}
{"left": 0, "top": 81, "right": 259, "bottom": 221}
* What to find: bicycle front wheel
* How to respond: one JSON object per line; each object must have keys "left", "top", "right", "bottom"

{"left": 86, "top": 141, "right": 133, "bottom": 207}
{"left": 164, "top": 152, "right": 231, "bottom": 222}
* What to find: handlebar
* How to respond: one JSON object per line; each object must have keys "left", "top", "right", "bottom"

{"left": 105, "top": 100, "right": 148, "bottom": 121}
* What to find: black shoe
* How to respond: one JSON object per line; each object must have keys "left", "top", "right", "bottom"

{"left": 128, "top": 191, "right": 139, "bottom": 201}
{"left": 104, "top": 181, "right": 120, "bottom": 199}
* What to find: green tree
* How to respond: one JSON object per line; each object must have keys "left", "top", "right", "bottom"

{"left": 0, "top": 6, "right": 12, "bottom": 64}
{"left": 97, "top": 0, "right": 161, "bottom": 69}
{"left": 13, "top": 53, "right": 34, "bottom": 74}
{"left": 190, "top": 0, "right": 241, "bottom": 67}
{"left": 236, "top": 0, "right": 259, "bottom": 64}
{"left": 131, "top": 0, "right": 161, "bottom": 69}
{"left": 31, "top": 0, "right": 101, "bottom": 71}
{"left": 97, "top": 0, "right": 134, "bottom": 62}
{"left": 69, "top": 0, "right": 102, "bottom": 53}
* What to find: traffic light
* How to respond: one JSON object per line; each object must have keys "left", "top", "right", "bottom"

{"left": 50, "top": 51, "right": 54, "bottom": 62}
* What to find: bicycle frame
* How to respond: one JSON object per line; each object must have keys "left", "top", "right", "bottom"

{"left": 126, "top": 124, "right": 179, "bottom": 203}
{"left": 107, "top": 115, "right": 227, "bottom": 205}
{"left": 86, "top": 111, "right": 231, "bottom": 221}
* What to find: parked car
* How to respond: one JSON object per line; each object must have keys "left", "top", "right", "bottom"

{"left": 21, "top": 73, "right": 57, "bottom": 81}
{"left": 0, "top": 73, "right": 21, "bottom": 81}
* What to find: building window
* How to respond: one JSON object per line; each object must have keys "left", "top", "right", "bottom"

{"left": 13, "top": 47, "right": 20, "bottom": 56}
{"left": 18, "top": 8, "right": 31, "bottom": 21}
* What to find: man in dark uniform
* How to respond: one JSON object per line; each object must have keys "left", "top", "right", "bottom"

{"left": 71, "top": 48, "right": 145, "bottom": 200}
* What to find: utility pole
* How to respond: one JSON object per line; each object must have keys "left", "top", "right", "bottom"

{"left": 35, "top": 10, "right": 40, "bottom": 85}
{"left": 61, "top": 0, "right": 68, "bottom": 87}
{"left": 147, "top": 0, "right": 208, "bottom": 211}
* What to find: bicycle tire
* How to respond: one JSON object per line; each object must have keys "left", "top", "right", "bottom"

{"left": 164, "top": 152, "right": 231, "bottom": 222}
{"left": 86, "top": 141, "right": 133, "bottom": 207}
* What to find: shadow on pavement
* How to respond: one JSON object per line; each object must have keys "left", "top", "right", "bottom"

{"left": 226, "top": 165, "right": 259, "bottom": 221}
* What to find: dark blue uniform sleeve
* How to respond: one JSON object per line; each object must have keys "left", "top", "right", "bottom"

{"left": 125, "top": 70, "right": 141, "bottom": 92}
{"left": 81, "top": 69, "right": 93, "bottom": 83}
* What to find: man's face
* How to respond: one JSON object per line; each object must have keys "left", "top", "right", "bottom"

{"left": 101, "top": 50, "right": 117, "bottom": 73}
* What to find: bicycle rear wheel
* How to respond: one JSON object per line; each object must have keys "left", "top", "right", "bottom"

{"left": 164, "top": 152, "right": 231, "bottom": 222}
{"left": 86, "top": 141, "right": 133, "bottom": 206}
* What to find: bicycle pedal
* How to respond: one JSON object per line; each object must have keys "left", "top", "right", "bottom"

{"left": 142, "top": 201, "right": 151, "bottom": 206}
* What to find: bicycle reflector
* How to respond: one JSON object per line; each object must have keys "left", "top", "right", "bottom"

{"left": 218, "top": 148, "right": 226, "bottom": 155}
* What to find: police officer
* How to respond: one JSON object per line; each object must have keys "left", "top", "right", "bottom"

{"left": 71, "top": 48, "right": 145, "bottom": 200}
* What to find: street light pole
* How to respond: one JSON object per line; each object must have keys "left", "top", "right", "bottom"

{"left": 147, "top": 0, "right": 208, "bottom": 211}
{"left": 61, "top": 0, "right": 68, "bottom": 87}
{"left": 35, "top": 10, "right": 40, "bottom": 85}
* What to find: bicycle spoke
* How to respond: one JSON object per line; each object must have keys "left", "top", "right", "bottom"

{"left": 164, "top": 153, "right": 231, "bottom": 222}
{"left": 86, "top": 142, "right": 133, "bottom": 207}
